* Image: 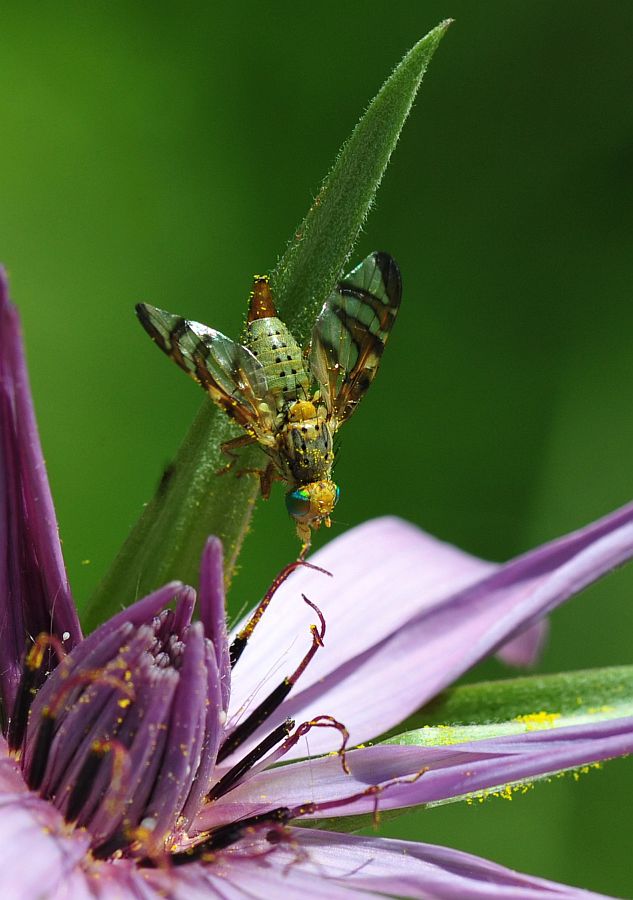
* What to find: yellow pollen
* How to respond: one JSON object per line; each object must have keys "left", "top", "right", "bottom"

{"left": 514, "top": 711, "right": 560, "bottom": 730}
{"left": 26, "top": 644, "right": 46, "bottom": 671}
{"left": 465, "top": 761, "right": 604, "bottom": 806}
{"left": 466, "top": 782, "right": 534, "bottom": 805}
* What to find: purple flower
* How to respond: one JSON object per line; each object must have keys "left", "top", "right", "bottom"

{"left": 1, "top": 265, "right": 632, "bottom": 899}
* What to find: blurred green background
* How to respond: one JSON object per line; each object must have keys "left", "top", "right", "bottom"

{"left": 2, "top": 1, "right": 632, "bottom": 894}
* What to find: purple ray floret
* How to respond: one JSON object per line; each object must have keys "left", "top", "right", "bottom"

{"left": 0, "top": 270, "right": 80, "bottom": 723}
{"left": 199, "top": 535, "right": 231, "bottom": 711}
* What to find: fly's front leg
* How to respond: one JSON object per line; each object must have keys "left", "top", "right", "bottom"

{"left": 217, "top": 433, "right": 257, "bottom": 476}
{"left": 236, "top": 460, "right": 279, "bottom": 499}
{"left": 259, "top": 460, "right": 280, "bottom": 499}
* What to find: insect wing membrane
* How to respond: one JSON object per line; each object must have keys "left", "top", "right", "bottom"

{"left": 136, "top": 303, "right": 273, "bottom": 431}
{"left": 309, "top": 251, "right": 401, "bottom": 424}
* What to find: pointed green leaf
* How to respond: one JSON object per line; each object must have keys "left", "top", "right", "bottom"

{"left": 306, "top": 665, "right": 633, "bottom": 833}
{"left": 399, "top": 663, "right": 633, "bottom": 731}
{"left": 83, "top": 21, "right": 451, "bottom": 630}
{"left": 271, "top": 20, "right": 452, "bottom": 344}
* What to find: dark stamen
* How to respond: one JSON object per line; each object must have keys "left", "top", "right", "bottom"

{"left": 207, "top": 718, "right": 294, "bottom": 802}
{"left": 25, "top": 711, "right": 55, "bottom": 791}
{"left": 24, "top": 668, "right": 133, "bottom": 792}
{"left": 193, "top": 760, "right": 430, "bottom": 867}
{"left": 169, "top": 808, "right": 293, "bottom": 864}
{"left": 68, "top": 740, "right": 130, "bottom": 833}
{"left": 81, "top": 742, "right": 134, "bottom": 858}
{"left": 230, "top": 561, "right": 331, "bottom": 668}
{"left": 7, "top": 635, "right": 65, "bottom": 753}
{"left": 216, "top": 683, "right": 291, "bottom": 764}
{"left": 7, "top": 667, "right": 37, "bottom": 753}
{"left": 218, "top": 597, "right": 325, "bottom": 763}
{"left": 168, "top": 767, "right": 430, "bottom": 868}
{"left": 66, "top": 741, "right": 106, "bottom": 822}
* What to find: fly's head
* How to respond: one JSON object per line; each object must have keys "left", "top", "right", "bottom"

{"left": 285, "top": 480, "right": 340, "bottom": 545}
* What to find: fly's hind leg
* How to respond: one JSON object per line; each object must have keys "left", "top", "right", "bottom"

{"left": 217, "top": 433, "right": 258, "bottom": 476}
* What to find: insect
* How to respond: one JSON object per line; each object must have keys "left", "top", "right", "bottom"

{"left": 136, "top": 251, "right": 402, "bottom": 553}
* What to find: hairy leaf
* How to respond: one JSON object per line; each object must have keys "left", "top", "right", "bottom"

{"left": 84, "top": 21, "right": 451, "bottom": 629}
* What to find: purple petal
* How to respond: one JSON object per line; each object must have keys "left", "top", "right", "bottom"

{"left": 227, "top": 517, "right": 492, "bottom": 726}
{"left": 145, "top": 854, "right": 372, "bottom": 899}
{"left": 0, "top": 797, "right": 91, "bottom": 897}
{"left": 497, "top": 619, "right": 549, "bottom": 668}
{"left": 0, "top": 740, "right": 91, "bottom": 895}
{"left": 229, "top": 504, "right": 633, "bottom": 757}
{"left": 200, "top": 717, "right": 633, "bottom": 826}
{"left": 0, "top": 269, "right": 81, "bottom": 718}
{"left": 199, "top": 537, "right": 231, "bottom": 711}
{"left": 144, "top": 829, "right": 610, "bottom": 899}
{"left": 281, "top": 828, "right": 609, "bottom": 899}
{"left": 0, "top": 737, "right": 27, "bottom": 794}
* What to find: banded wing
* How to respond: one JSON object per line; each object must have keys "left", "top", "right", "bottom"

{"left": 309, "top": 251, "right": 402, "bottom": 425}
{"left": 136, "top": 303, "right": 275, "bottom": 433}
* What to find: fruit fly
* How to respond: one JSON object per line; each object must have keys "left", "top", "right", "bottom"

{"left": 136, "top": 251, "right": 401, "bottom": 553}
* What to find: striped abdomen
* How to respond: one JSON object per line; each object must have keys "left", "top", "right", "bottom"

{"left": 246, "top": 316, "right": 310, "bottom": 412}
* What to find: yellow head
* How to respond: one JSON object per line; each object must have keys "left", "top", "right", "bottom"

{"left": 285, "top": 480, "right": 340, "bottom": 541}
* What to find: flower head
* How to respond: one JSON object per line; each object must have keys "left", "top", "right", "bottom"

{"left": 2, "top": 267, "right": 632, "bottom": 897}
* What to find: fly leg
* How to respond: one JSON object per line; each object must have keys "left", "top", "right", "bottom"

{"left": 258, "top": 460, "right": 276, "bottom": 499}
{"left": 236, "top": 460, "right": 279, "bottom": 499}
{"left": 221, "top": 433, "right": 281, "bottom": 498}
{"left": 217, "top": 433, "right": 258, "bottom": 476}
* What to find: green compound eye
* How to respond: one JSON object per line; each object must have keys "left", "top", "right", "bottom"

{"left": 333, "top": 484, "right": 341, "bottom": 505}
{"left": 285, "top": 488, "right": 312, "bottom": 521}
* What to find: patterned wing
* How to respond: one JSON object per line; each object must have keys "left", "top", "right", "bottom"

{"left": 136, "top": 303, "right": 275, "bottom": 432}
{"left": 308, "top": 252, "right": 402, "bottom": 425}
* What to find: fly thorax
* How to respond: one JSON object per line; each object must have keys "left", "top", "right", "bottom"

{"left": 246, "top": 317, "right": 310, "bottom": 412}
{"left": 278, "top": 413, "right": 334, "bottom": 484}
